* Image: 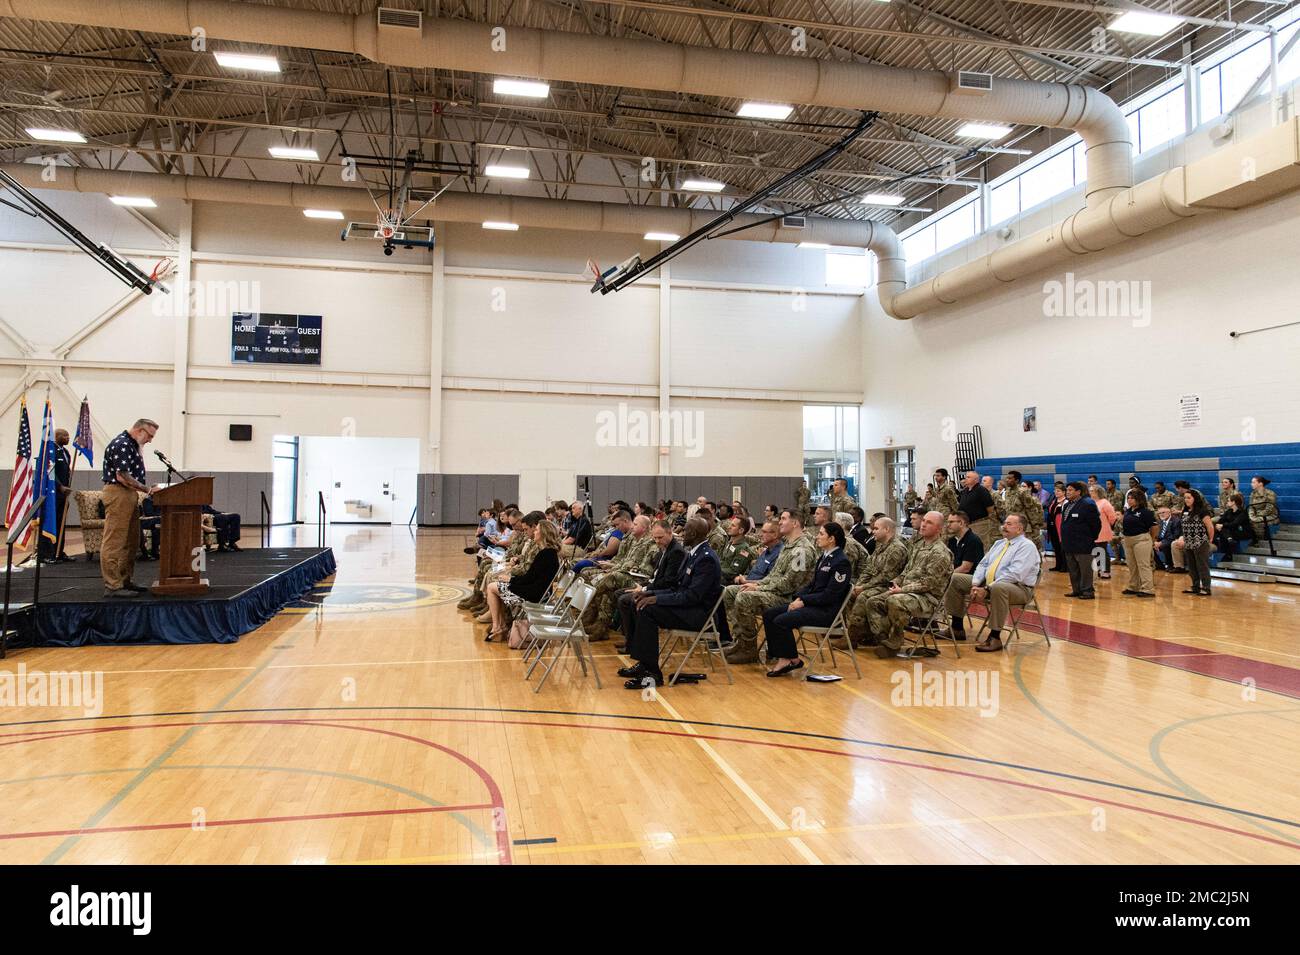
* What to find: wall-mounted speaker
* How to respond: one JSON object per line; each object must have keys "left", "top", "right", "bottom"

{"left": 229, "top": 424, "right": 253, "bottom": 441}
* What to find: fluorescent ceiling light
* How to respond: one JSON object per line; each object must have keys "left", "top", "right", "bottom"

{"left": 682, "top": 179, "right": 724, "bottom": 192}
{"left": 1109, "top": 11, "right": 1183, "bottom": 36}
{"left": 484, "top": 164, "right": 530, "bottom": 179}
{"left": 956, "top": 122, "right": 1012, "bottom": 140}
{"left": 110, "top": 196, "right": 156, "bottom": 208}
{"left": 482, "top": 221, "right": 520, "bottom": 231}
{"left": 798, "top": 242, "right": 830, "bottom": 249}
{"left": 303, "top": 209, "right": 344, "bottom": 220}
{"left": 26, "top": 127, "right": 85, "bottom": 143}
{"left": 269, "top": 145, "right": 319, "bottom": 161}
{"left": 644, "top": 232, "right": 680, "bottom": 242}
{"left": 737, "top": 102, "right": 793, "bottom": 120}
{"left": 859, "top": 192, "right": 904, "bottom": 205}
{"left": 214, "top": 51, "right": 281, "bottom": 72}
{"left": 493, "top": 78, "right": 550, "bottom": 98}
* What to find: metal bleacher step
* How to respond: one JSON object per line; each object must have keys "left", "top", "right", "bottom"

{"left": 1225, "top": 553, "right": 1300, "bottom": 570}
{"left": 1220, "top": 562, "right": 1300, "bottom": 580}
{"left": 1242, "top": 545, "right": 1300, "bottom": 559}
{"left": 1210, "top": 569, "right": 1278, "bottom": 583}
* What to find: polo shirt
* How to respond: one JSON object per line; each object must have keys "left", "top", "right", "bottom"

{"left": 957, "top": 484, "right": 995, "bottom": 524}
{"left": 948, "top": 530, "right": 985, "bottom": 570}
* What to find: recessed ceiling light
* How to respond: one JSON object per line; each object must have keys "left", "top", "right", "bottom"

{"left": 269, "top": 146, "right": 319, "bottom": 161}
{"left": 1109, "top": 11, "right": 1183, "bottom": 36}
{"left": 493, "top": 78, "right": 550, "bottom": 98}
{"left": 644, "top": 232, "right": 680, "bottom": 242}
{"left": 482, "top": 221, "right": 520, "bottom": 231}
{"left": 956, "top": 122, "right": 1012, "bottom": 140}
{"left": 110, "top": 196, "right": 156, "bottom": 208}
{"left": 859, "top": 193, "right": 905, "bottom": 205}
{"left": 798, "top": 242, "right": 830, "bottom": 249}
{"left": 484, "top": 164, "right": 530, "bottom": 179}
{"left": 682, "top": 179, "right": 724, "bottom": 192}
{"left": 303, "top": 209, "right": 344, "bottom": 220}
{"left": 214, "top": 52, "right": 281, "bottom": 72}
{"left": 26, "top": 127, "right": 85, "bottom": 144}
{"left": 737, "top": 102, "right": 793, "bottom": 120}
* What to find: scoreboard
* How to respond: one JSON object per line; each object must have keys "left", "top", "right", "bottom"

{"left": 232, "top": 312, "right": 323, "bottom": 365}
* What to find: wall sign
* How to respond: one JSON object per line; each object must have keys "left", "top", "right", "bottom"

{"left": 1179, "top": 393, "right": 1201, "bottom": 429}
{"left": 232, "top": 312, "right": 323, "bottom": 365}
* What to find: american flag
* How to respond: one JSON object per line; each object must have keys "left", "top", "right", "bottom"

{"left": 4, "top": 396, "right": 34, "bottom": 547}
{"left": 73, "top": 396, "right": 93, "bottom": 467}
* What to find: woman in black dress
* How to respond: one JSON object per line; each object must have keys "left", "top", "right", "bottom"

{"left": 484, "top": 514, "right": 560, "bottom": 641}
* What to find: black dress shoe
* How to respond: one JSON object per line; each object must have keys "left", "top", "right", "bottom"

{"left": 1077, "top": 593, "right": 1095, "bottom": 600}
{"left": 765, "top": 659, "right": 804, "bottom": 678}
{"left": 614, "top": 643, "right": 628, "bottom": 654}
{"left": 623, "top": 670, "right": 663, "bottom": 690}
{"left": 1122, "top": 588, "right": 1137, "bottom": 595}
{"left": 617, "top": 663, "right": 647, "bottom": 678}
{"left": 123, "top": 581, "right": 148, "bottom": 593}
{"left": 1064, "top": 591, "right": 1080, "bottom": 597}
{"left": 104, "top": 588, "right": 139, "bottom": 599}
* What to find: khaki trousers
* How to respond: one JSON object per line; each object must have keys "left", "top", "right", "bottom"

{"left": 100, "top": 483, "right": 141, "bottom": 591}
{"left": 943, "top": 572, "right": 1031, "bottom": 631}
{"left": 970, "top": 518, "right": 999, "bottom": 552}
{"left": 1123, "top": 534, "right": 1155, "bottom": 594}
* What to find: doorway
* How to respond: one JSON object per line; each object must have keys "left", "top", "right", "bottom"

{"left": 273, "top": 435, "right": 420, "bottom": 525}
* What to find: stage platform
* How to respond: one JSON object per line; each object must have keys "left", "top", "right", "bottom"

{"left": 2, "top": 547, "right": 336, "bottom": 647}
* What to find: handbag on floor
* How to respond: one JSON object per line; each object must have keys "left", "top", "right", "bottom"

{"left": 508, "top": 617, "right": 531, "bottom": 649}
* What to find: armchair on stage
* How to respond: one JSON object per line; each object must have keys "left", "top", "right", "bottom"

{"left": 150, "top": 477, "right": 214, "bottom": 596}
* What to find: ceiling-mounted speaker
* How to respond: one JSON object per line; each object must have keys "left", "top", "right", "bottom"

{"left": 229, "top": 424, "right": 252, "bottom": 442}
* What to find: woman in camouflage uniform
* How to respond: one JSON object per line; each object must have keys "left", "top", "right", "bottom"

{"left": 1248, "top": 476, "right": 1280, "bottom": 543}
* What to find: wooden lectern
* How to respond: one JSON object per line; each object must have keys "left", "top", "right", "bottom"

{"left": 150, "top": 477, "right": 214, "bottom": 596}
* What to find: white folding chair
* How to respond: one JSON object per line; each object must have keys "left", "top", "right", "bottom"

{"left": 524, "top": 582, "right": 603, "bottom": 691}
{"left": 793, "top": 589, "right": 859, "bottom": 678}
{"left": 899, "top": 571, "right": 958, "bottom": 658}
{"left": 972, "top": 567, "right": 1051, "bottom": 649}
{"left": 658, "top": 592, "right": 732, "bottom": 686}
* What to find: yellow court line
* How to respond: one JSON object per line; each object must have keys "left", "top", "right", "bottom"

{"left": 344, "top": 807, "right": 1091, "bottom": 865}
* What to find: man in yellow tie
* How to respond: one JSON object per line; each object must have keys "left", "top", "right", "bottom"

{"left": 941, "top": 514, "right": 1042, "bottom": 652}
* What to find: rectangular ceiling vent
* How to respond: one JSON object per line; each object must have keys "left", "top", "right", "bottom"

{"left": 378, "top": 7, "right": 423, "bottom": 30}
{"left": 954, "top": 71, "right": 994, "bottom": 94}
{"left": 781, "top": 215, "right": 807, "bottom": 229}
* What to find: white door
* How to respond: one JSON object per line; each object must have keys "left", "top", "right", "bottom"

{"left": 392, "top": 466, "right": 417, "bottom": 525}
{"left": 546, "top": 470, "right": 576, "bottom": 505}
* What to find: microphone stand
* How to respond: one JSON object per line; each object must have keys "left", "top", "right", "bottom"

{"left": 156, "top": 453, "right": 189, "bottom": 484}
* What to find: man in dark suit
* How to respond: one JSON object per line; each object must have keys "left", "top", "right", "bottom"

{"left": 614, "top": 520, "right": 684, "bottom": 653}
{"left": 619, "top": 517, "right": 721, "bottom": 689}
{"left": 1060, "top": 481, "right": 1102, "bottom": 599}
{"left": 1154, "top": 506, "right": 1185, "bottom": 572}
{"left": 848, "top": 507, "right": 870, "bottom": 548}
{"left": 39, "top": 428, "right": 73, "bottom": 561}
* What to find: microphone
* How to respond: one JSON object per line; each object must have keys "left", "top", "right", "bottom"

{"left": 154, "top": 450, "right": 188, "bottom": 481}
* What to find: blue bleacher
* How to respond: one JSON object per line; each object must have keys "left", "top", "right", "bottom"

{"left": 975, "top": 441, "right": 1300, "bottom": 524}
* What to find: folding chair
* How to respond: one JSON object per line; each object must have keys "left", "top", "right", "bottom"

{"left": 793, "top": 590, "right": 859, "bottom": 678}
{"left": 520, "top": 572, "right": 579, "bottom": 665}
{"left": 899, "top": 571, "right": 959, "bottom": 658}
{"left": 658, "top": 592, "right": 732, "bottom": 686}
{"left": 972, "top": 567, "right": 1051, "bottom": 650}
{"left": 524, "top": 582, "right": 603, "bottom": 691}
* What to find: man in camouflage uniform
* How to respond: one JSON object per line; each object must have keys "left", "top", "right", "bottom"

{"left": 841, "top": 516, "right": 909, "bottom": 647}
{"left": 925, "top": 468, "right": 959, "bottom": 517}
{"left": 580, "top": 515, "right": 658, "bottom": 640}
{"left": 860, "top": 511, "right": 953, "bottom": 657}
{"left": 829, "top": 478, "right": 856, "bottom": 522}
{"left": 808, "top": 506, "right": 867, "bottom": 576}
{"left": 1104, "top": 479, "right": 1125, "bottom": 514}
{"left": 794, "top": 481, "right": 811, "bottom": 526}
{"left": 903, "top": 484, "right": 919, "bottom": 512}
{"left": 716, "top": 517, "right": 759, "bottom": 580}
{"left": 1001, "top": 470, "right": 1045, "bottom": 551}
{"left": 722, "top": 510, "right": 816, "bottom": 664}
{"left": 703, "top": 507, "right": 729, "bottom": 553}
{"left": 982, "top": 475, "right": 1007, "bottom": 522}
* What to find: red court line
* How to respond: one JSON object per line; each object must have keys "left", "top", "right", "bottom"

{"left": 15, "top": 715, "right": 1295, "bottom": 854}
{"left": 1, "top": 718, "right": 513, "bottom": 865}
{"left": 0, "top": 802, "right": 493, "bottom": 842}
{"left": 969, "top": 605, "right": 1300, "bottom": 698}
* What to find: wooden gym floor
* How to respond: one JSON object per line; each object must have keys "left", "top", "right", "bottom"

{"left": 0, "top": 525, "right": 1297, "bottom": 865}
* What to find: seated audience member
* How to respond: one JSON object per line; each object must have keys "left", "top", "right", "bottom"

{"left": 483, "top": 516, "right": 560, "bottom": 642}
{"left": 849, "top": 507, "right": 870, "bottom": 547}
{"left": 1089, "top": 485, "right": 1117, "bottom": 578}
{"left": 900, "top": 507, "right": 924, "bottom": 544}
{"left": 761, "top": 522, "right": 852, "bottom": 678}
{"left": 139, "top": 495, "right": 161, "bottom": 560}
{"left": 721, "top": 510, "right": 816, "bottom": 665}
{"left": 1154, "top": 506, "right": 1184, "bottom": 572}
{"left": 1061, "top": 482, "right": 1101, "bottom": 599}
{"left": 716, "top": 517, "right": 759, "bottom": 581}
{"left": 579, "top": 515, "right": 658, "bottom": 640}
{"left": 858, "top": 511, "right": 952, "bottom": 657}
{"left": 464, "top": 507, "right": 498, "bottom": 554}
{"left": 842, "top": 517, "right": 909, "bottom": 648}
{"left": 1248, "top": 476, "right": 1280, "bottom": 546}
{"left": 1215, "top": 493, "right": 1256, "bottom": 556}
{"left": 764, "top": 504, "right": 779, "bottom": 523}
{"left": 946, "top": 512, "right": 985, "bottom": 574}
{"left": 942, "top": 514, "right": 1041, "bottom": 652}
{"left": 614, "top": 521, "right": 686, "bottom": 652}
{"left": 864, "top": 513, "right": 887, "bottom": 554}
{"left": 1046, "top": 483, "right": 1068, "bottom": 573}
{"left": 1171, "top": 480, "right": 1190, "bottom": 514}
{"left": 458, "top": 511, "right": 535, "bottom": 612}
{"left": 958, "top": 470, "right": 999, "bottom": 551}
{"left": 201, "top": 504, "right": 242, "bottom": 552}
{"left": 573, "top": 510, "right": 631, "bottom": 574}
{"left": 1215, "top": 478, "right": 1237, "bottom": 517}
{"left": 560, "top": 502, "right": 594, "bottom": 558}
{"left": 619, "top": 517, "right": 722, "bottom": 689}
{"left": 1178, "top": 488, "right": 1216, "bottom": 597}
{"left": 1120, "top": 489, "right": 1158, "bottom": 598}
{"left": 810, "top": 505, "right": 866, "bottom": 574}
{"left": 686, "top": 496, "right": 709, "bottom": 520}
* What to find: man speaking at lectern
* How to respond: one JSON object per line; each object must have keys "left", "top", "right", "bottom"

{"left": 101, "top": 418, "right": 161, "bottom": 598}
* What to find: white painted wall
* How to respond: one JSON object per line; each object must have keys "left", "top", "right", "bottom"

{"left": 296, "top": 435, "right": 419, "bottom": 523}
